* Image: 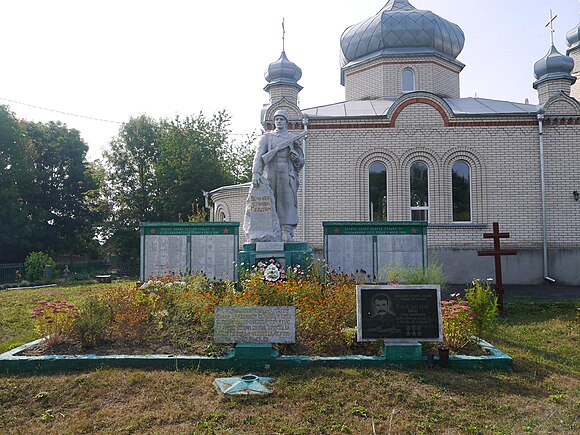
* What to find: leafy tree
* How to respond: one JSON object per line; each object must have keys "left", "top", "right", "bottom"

{"left": 0, "top": 105, "right": 33, "bottom": 262}
{"left": 102, "top": 111, "right": 255, "bottom": 263}
{"left": 103, "top": 115, "right": 162, "bottom": 262}
{"left": 23, "top": 120, "right": 99, "bottom": 255}
{"left": 155, "top": 111, "right": 235, "bottom": 219}
{"left": 224, "top": 131, "right": 258, "bottom": 185}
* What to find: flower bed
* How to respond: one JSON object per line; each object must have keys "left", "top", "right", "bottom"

{"left": 1, "top": 265, "right": 511, "bottom": 372}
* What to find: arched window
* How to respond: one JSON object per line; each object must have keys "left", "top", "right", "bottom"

{"left": 402, "top": 68, "right": 415, "bottom": 93}
{"left": 452, "top": 161, "right": 471, "bottom": 222}
{"left": 410, "top": 161, "right": 428, "bottom": 221}
{"left": 369, "top": 162, "right": 387, "bottom": 221}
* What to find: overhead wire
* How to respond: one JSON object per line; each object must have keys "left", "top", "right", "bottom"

{"left": 0, "top": 96, "right": 258, "bottom": 136}
{"left": 0, "top": 96, "right": 122, "bottom": 124}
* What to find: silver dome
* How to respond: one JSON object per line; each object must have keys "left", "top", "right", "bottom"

{"left": 264, "top": 50, "right": 302, "bottom": 88}
{"left": 340, "top": 0, "right": 465, "bottom": 67}
{"left": 534, "top": 44, "right": 574, "bottom": 80}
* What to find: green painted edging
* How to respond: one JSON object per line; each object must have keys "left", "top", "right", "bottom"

{"left": 0, "top": 338, "right": 512, "bottom": 374}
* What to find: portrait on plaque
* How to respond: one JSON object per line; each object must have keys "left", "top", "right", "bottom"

{"left": 357, "top": 285, "right": 442, "bottom": 342}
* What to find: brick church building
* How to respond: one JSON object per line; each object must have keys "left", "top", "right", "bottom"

{"left": 211, "top": 0, "right": 580, "bottom": 285}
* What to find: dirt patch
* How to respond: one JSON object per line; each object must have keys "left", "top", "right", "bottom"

{"left": 18, "top": 337, "right": 489, "bottom": 357}
{"left": 18, "top": 337, "right": 230, "bottom": 357}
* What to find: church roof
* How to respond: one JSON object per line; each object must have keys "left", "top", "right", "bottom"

{"left": 302, "top": 97, "right": 538, "bottom": 119}
{"left": 340, "top": 0, "right": 465, "bottom": 68}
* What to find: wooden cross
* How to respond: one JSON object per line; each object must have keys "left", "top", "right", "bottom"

{"left": 477, "top": 222, "right": 517, "bottom": 312}
{"left": 546, "top": 9, "right": 558, "bottom": 46}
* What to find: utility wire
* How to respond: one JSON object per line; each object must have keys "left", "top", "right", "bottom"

{"left": 0, "top": 97, "right": 122, "bottom": 124}
{"left": 0, "top": 96, "right": 259, "bottom": 136}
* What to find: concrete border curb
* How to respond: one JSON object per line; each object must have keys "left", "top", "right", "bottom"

{"left": 0, "top": 338, "right": 512, "bottom": 374}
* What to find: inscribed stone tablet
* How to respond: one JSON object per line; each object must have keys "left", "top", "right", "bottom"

{"left": 356, "top": 285, "right": 442, "bottom": 342}
{"left": 243, "top": 181, "right": 281, "bottom": 243}
{"left": 326, "top": 235, "right": 374, "bottom": 274}
{"left": 214, "top": 306, "right": 296, "bottom": 343}
{"left": 256, "top": 242, "right": 284, "bottom": 252}
{"left": 144, "top": 235, "right": 188, "bottom": 279}
{"left": 190, "top": 235, "right": 235, "bottom": 280}
{"left": 376, "top": 234, "right": 425, "bottom": 277}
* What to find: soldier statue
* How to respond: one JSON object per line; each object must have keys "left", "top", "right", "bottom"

{"left": 251, "top": 110, "right": 305, "bottom": 242}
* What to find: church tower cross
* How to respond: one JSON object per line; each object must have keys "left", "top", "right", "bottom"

{"left": 545, "top": 9, "right": 558, "bottom": 46}
{"left": 282, "top": 18, "right": 286, "bottom": 52}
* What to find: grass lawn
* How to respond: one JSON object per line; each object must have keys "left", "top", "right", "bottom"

{"left": 0, "top": 284, "right": 578, "bottom": 434}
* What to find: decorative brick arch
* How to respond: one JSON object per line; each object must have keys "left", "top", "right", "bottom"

{"left": 355, "top": 149, "right": 399, "bottom": 221}
{"left": 400, "top": 148, "right": 441, "bottom": 222}
{"left": 390, "top": 97, "right": 449, "bottom": 127}
{"left": 214, "top": 203, "right": 230, "bottom": 222}
{"left": 398, "top": 65, "right": 419, "bottom": 93}
{"left": 442, "top": 147, "right": 487, "bottom": 223}
{"left": 263, "top": 97, "right": 303, "bottom": 130}
{"left": 543, "top": 92, "right": 580, "bottom": 116}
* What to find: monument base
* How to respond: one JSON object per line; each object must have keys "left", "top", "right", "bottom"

{"left": 238, "top": 241, "right": 312, "bottom": 272}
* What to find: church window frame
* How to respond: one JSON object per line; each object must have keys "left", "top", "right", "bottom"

{"left": 451, "top": 160, "right": 472, "bottom": 222}
{"left": 368, "top": 161, "right": 388, "bottom": 221}
{"left": 410, "top": 161, "right": 429, "bottom": 222}
{"left": 402, "top": 68, "right": 416, "bottom": 93}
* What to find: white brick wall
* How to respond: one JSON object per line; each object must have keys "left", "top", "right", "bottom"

{"left": 343, "top": 55, "right": 462, "bottom": 100}
{"left": 537, "top": 78, "right": 573, "bottom": 104}
{"left": 214, "top": 100, "right": 580, "bottom": 257}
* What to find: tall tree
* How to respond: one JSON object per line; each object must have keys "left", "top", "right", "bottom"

{"left": 0, "top": 106, "right": 33, "bottom": 262}
{"left": 24, "top": 121, "right": 98, "bottom": 255}
{"left": 102, "top": 111, "right": 255, "bottom": 262}
{"left": 103, "top": 115, "right": 162, "bottom": 261}
{"left": 155, "top": 111, "right": 235, "bottom": 219}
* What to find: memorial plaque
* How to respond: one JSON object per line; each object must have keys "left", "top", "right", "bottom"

{"left": 356, "top": 285, "right": 442, "bottom": 342}
{"left": 323, "top": 222, "right": 427, "bottom": 279}
{"left": 140, "top": 222, "right": 239, "bottom": 282}
{"left": 243, "top": 181, "right": 281, "bottom": 243}
{"left": 190, "top": 235, "right": 235, "bottom": 281}
{"left": 377, "top": 234, "right": 424, "bottom": 269}
{"left": 214, "top": 306, "right": 296, "bottom": 344}
{"left": 143, "top": 235, "right": 188, "bottom": 279}
{"left": 326, "top": 235, "right": 374, "bottom": 275}
{"left": 256, "top": 242, "right": 284, "bottom": 252}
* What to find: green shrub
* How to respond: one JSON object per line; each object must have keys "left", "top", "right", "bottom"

{"left": 24, "top": 252, "right": 57, "bottom": 281}
{"left": 464, "top": 278, "right": 499, "bottom": 339}
{"left": 76, "top": 297, "right": 113, "bottom": 347}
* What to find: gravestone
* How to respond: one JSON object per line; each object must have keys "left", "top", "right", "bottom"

{"left": 243, "top": 179, "right": 281, "bottom": 243}
{"left": 324, "top": 222, "right": 428, "bottom": 279}
{"left": 356, "top": 285, "right": 442, "bottom": 342}
{"left": 214, "top": 306, "right": 295, "bottom": 344}
{"left": 140, "top": 222, "right": 239, "bottom": 281}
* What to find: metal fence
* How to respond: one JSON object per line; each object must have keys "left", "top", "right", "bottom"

{"left": 0, "top": 263, "right": 24, "bottom": 284}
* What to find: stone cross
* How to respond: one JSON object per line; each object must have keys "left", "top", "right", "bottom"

{"left": 477, "top": 222, "right": 517, "bottom": 312}
{"left": 546, "top": 9, "right": 558, "bottom": 46}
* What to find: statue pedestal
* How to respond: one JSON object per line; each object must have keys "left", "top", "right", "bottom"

{"left": 238, "top": 242, "right": 312, "bottom": 272}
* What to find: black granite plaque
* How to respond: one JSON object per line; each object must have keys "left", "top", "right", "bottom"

{"left": 356, "top": 285, "right": 442, "bottom": 342}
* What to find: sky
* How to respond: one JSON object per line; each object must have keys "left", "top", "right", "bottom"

{"left": 1, "top": 0, "right": 579, "bottom": 161}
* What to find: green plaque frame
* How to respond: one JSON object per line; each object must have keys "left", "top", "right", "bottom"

{"left": 323, "top": 221, "right": 428, "bottom": 280}
{"left": 140, "top": 222, "right": 239, "bottom": 282}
